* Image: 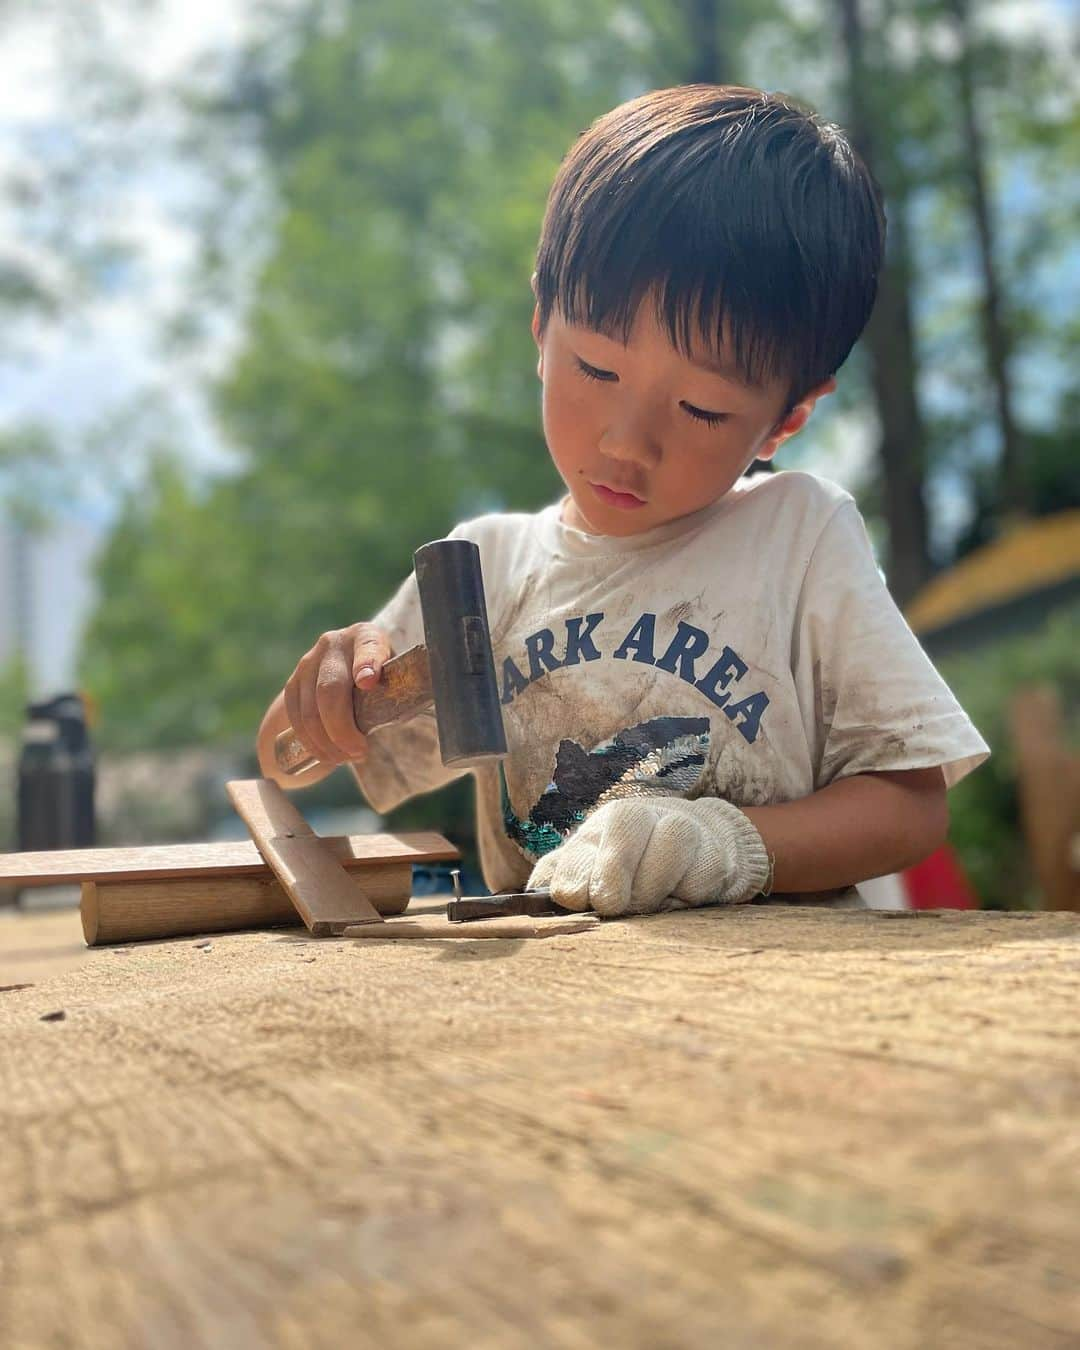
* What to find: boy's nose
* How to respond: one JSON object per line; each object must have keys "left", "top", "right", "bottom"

{"left": 598, "top": 418, "right": 662, "bottom": 469}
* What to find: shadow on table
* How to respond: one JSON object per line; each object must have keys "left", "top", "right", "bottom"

{"left": 640, "top": 904, "right": 1080, "bottom": 956}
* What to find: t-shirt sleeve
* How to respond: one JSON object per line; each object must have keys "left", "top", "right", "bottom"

{"left": 792, "top": 500, "right": 989, "bottom": 790}
{"left": 348, "top": 558, "right": 467, "bottom": 814}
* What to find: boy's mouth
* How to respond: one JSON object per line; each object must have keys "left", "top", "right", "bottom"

{"left": 590, "top": 482, "right": 647, "bottom": 510}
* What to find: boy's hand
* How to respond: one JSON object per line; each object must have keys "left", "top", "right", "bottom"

{"left": 526, "top": 797, "right": 770, "bottom": 917}
{"left": 282, "top": 623, "right": 392, "bottom": 766}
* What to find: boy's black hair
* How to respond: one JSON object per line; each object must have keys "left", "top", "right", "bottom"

{"left": 534, "top": 84, "right": 885, "bottom": 414}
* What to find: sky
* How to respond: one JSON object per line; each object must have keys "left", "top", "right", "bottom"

{"left": 0, "top": 0, "right": 260, "bottom": 695}
{"left": 0, "top": 0, "right": 258, "bottom": 520}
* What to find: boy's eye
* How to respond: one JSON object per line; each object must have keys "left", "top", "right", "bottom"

{"left": 681, "top": 402, "right": 730, "bottom": 427}
{"left": 574, "top": 357, "right": 617, "bottom": 382}
{"left": 573, "top": 355, "right": 730, "bottom": 427}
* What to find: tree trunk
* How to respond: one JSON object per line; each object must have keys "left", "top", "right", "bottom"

{"left": 683, "top": 0, "right": 729, "bottom": 84}
{"left": 835, "top": 0, "right": 933, "bottom": 604}
{"left": 947, "top": 0, "right": 1027, "bottom": 518}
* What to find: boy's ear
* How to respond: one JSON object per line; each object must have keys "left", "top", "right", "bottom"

{"left": 757, "top": 376, "right": 836, "bottom": 460}
{"left": 531, "top": 302, "right": 544, "bottom": 380}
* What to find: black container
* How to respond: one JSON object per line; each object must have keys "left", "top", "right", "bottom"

{"left": 17, "top": 693, "right": 96, "bottom": 853}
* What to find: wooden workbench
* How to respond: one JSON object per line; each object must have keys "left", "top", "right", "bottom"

{"left": 2, "top": 904, "right": 1079, "bottom": 1349}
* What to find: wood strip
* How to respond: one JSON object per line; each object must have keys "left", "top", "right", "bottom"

{"left": 81, "top": 863, "right": 412, "bottom": 946}
{"left": 226, "top": 780, "right": 385, "bottom": 935}
{"left": 341, "top": 914, "right": 601, "bottom": 940}
{"left": 0, "top": 831, "right": 458, "bottom": 888}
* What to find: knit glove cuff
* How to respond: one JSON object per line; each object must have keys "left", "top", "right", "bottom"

{"left": 683, "top": 796, "right": 771, "bottom": 903}
{"left": 526, "top": 795, "right": 771, "bottom": 917}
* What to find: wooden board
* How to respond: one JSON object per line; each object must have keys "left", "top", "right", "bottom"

{"left": 226, "top": 779, "right": 384, "bottom": 935}
{"left": 0, "top": 831, "right": 458, "bottom": 888}
{"left": 82, "top": 863, "right": 413, "bottom": 946}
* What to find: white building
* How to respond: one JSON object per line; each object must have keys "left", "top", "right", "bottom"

{"left": 0, "top": 512, "right": 104, "bottom": 702}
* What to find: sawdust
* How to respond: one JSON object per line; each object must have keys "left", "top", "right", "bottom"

{"left": 1, "top": 904, "right": 1079, "bottom": 1349}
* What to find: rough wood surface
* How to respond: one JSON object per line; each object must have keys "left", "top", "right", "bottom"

{"left": 82, "top": 864, "right": 412, "bottom": 946}
{"left": 226, "top": 779, "right": 383, "bottom": 934}
{"left": 0, "top": 831, "right": 458, "bottom": 887}
{"left": 2, "top": 905, "right": 1079, "bottom": 1349}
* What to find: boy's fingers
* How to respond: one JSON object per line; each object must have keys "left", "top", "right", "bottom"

{"left": 353, "top": 629, "right": 391, "bottom": 687}
{"left": 315, "top": 652, "right": 369, "bottom": 760}
{"left": 283, "top": 674, "right": 328, "bottom": 763}
{"left": 280, "top": 627, "right": 389, "bottom": 768}
{"left": 296, "top": 666, "right": 340, "bottom": 765}
{"left": 283, "top": 677, "right": 302, "bottom": 746}
{"left": 542, "top": 839, "right": 597, "bottom": 912}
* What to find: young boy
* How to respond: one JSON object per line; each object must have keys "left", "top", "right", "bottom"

{"left": 257, "top": 84, "right": 988, "bottom": 916}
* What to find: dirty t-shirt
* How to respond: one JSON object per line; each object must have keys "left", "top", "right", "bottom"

{"left": 351, "top": 471, "right": 989, "bottom": 892}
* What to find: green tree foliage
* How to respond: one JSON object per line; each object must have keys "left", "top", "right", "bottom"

{"left": 0, "top": 424, "right": 73, "bottom": 530}
{"left": 890, "top": 0, "right": 1079, "bottom": 548}
{"left": 81, "top": 0, "right": 650, "bottom": 748}
{"left": 0, "top": 650, "right": 29, "bottom": 739}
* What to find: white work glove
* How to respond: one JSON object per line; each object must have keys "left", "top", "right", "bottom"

{"left": 527, "top": 796, "right": 771, "bottom": 917}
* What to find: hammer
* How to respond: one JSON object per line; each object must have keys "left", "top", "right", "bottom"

{"left": 274, "top": 539, "right": 507, "bottom": 776}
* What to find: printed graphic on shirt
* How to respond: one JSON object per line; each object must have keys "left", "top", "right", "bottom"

{"left": 503, "top": 715, "right": 710, "bottom": 859}
{"left": 498, "top": 610, "right": 770, "bottom": 745}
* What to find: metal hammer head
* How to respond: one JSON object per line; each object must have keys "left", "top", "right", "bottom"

{"left": 413, "top": 538, "right": 507, "bottom": 768}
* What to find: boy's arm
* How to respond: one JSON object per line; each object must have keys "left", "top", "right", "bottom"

{"left": 742, "top": 766, "right": 948, "bottom": 893}
{"left": 528, "top": 766, "right": 949, "bottom": 914}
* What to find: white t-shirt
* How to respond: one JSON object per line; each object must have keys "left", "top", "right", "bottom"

{"left": 353, "top": 471, "right": 989, "bottom": 892}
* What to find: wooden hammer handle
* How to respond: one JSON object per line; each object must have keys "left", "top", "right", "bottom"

{"left": 273, "top": 645, "right": 433, "bottom": 775}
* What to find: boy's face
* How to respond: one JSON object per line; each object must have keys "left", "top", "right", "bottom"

{"left": 531, "top": 293, "right": 834, "bottom": 537}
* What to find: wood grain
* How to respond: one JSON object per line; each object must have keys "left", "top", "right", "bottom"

{"left": 2, "top": 905, "right": 1079, "bottom": 1349}
{"left": 0, "top": 831, "right": 458, "bottom": 887}
{"left": 226, "top": 779, "right": 384, "bottom": 934}
{"left": 81, "top": 863, "right": 412, "bottom": 946}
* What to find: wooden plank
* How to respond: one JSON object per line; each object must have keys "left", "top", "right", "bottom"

{"left": 0, "top": 831, "right": 458, "bottom": 888}
{"left": 1010, "top": 685, "right": 1080, "bottom": 912}
{"left": 342, "top": 913, "right": 600, "bottom": 940}
{"left": 226, "top": 779, "right": 384, "bottom": 935}
{"left": 81, "top": 863, "right": 412, "bottom": 946}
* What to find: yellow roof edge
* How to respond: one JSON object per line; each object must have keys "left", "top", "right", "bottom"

{"left": 906, "top": 510, "right": 1080, "bottom": 634}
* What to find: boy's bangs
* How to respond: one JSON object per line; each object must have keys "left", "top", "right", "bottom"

{"left": 541, "top": 190, "right": 811, "bottom": 400}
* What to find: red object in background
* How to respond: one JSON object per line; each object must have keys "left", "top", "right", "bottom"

{"left": 902, "top": 845, "right": 978, "bottom": 909}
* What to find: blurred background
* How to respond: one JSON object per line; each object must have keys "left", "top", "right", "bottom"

{"left": 0, "top": 0, "right": 1076, "bottom": 909}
